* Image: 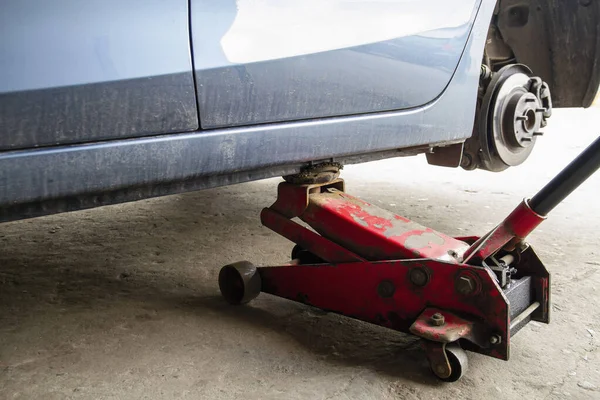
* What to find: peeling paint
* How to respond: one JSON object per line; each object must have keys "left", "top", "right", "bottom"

{"left": 305, "top": 191, "right": 469, "bottom": 261}
{"left": 404, "top": 231, "right": 446, "bottom": 250}
{"left": 352, "top": 213, "right": 369, "bottom": 227}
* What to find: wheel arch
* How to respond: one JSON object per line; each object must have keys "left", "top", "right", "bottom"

{"left": 486, "top": 0, "right": 600, "bottom": 108}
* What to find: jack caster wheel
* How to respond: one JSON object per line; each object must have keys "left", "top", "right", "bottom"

{"left": 435, "top": 343, "right": 468, "bottom": 382}
{"left": 424, "top": 341, "right": 469, "bottom": 382}
{"left": 218, "top": 261, "right": 261, "bottom": 305}
{"left": 290, "top": 245, "right": 325, "bottom": 265}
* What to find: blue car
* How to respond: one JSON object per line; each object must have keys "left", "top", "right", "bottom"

{"left": 1, "top": 0, "right": 598, "bottom": 222}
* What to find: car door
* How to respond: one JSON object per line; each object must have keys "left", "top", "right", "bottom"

{"left": 0, "top": 0, "right": 198, "bottom": 150}
{"left": 191, "top": 0, "right": 482, "bottom": 129}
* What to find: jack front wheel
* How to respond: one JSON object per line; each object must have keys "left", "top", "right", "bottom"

{"left": 218, "top": 261, "right": 261, "bottom": 305}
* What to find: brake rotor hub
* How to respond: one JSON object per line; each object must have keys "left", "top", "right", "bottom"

{"left": 463, "top": 64, "right": 552, "bottom": 172}
{"left": 505, "top": 92, "right": 542, "bottom": 146}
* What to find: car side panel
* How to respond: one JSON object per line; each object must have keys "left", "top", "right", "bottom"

{"left": 191, "top": 0, "right": 481, "bottom": 128}
{"left": 0, "top": 0, "right": 498, "bottom": 223}
{"left": 0, "top": 0, "right": 198, "bottom": 150}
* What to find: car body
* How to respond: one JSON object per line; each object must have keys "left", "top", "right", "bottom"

{"left": 1, "top": 0, "right": 599, "bottom": 222}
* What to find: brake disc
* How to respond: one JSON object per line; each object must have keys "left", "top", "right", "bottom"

{"left": 477, "top": 64, "right": 551, "bottom": 171}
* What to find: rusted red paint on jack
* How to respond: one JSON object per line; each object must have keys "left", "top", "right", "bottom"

{"left": 255, "top": 179, "right": 551, "bottom": 363}
{"left": 463, "top": 199, "right": 546, "bottom": 264}
{"left": 300, "top": 189, "right": 468, "bottom": 261}
{"left": 410, "top": 308, "right": 474, "bottom": 343}
{"left": 261, "top": 207, "right": 364, "bottom": 264}
{"left": 269, "top": 179, "right": 346, "bottom": 218}
{"left": 327, "top": 198, "right": 395, "bottom": 232}
{"left": 258, "top": 258, "right": 510, "bottom": 360}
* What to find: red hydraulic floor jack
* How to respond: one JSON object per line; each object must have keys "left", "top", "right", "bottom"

{"left": 218, "top": 137, "right": 600, "bottom": 381}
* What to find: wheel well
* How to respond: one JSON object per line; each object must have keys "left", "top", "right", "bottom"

{"left": 485, "top": 0, "right": 600, "bottom": 107}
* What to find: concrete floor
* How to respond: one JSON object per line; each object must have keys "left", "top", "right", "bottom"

{"left": 1, "top": 109, "right": 599, "bottom": 399}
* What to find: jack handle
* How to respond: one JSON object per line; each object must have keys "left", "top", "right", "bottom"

{"left": 463, "top": 136, "right": 600, "bottom": 265}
